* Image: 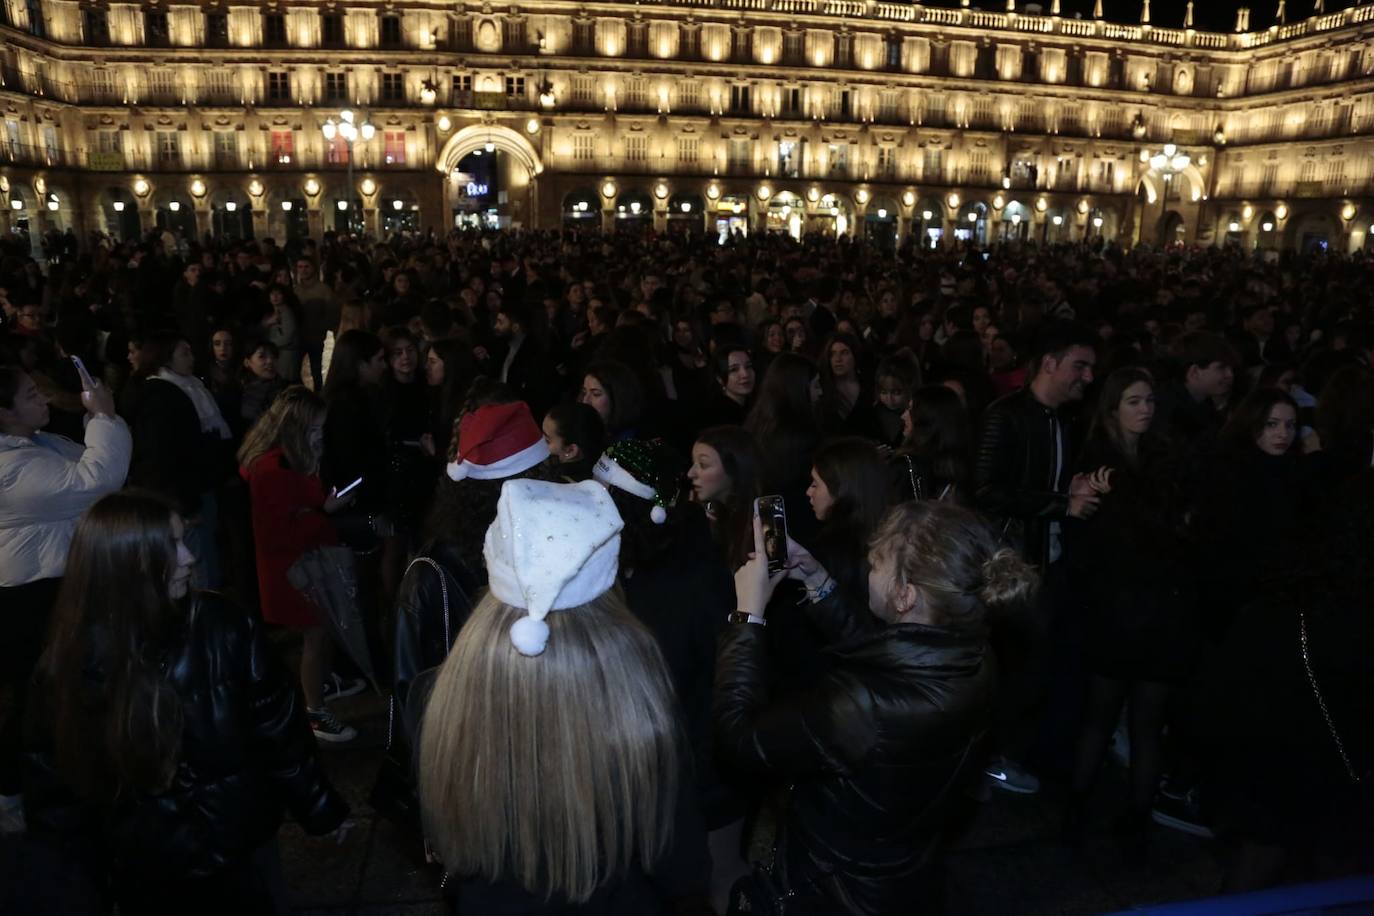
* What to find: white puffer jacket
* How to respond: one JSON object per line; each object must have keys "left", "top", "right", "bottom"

{"left": 0, "top": 414, "right": 133, "bottom": 586}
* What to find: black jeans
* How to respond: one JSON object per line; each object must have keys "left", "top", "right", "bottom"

{"left": 0, "top": 577, "right": 62, "bottom": 795}
{"left": 990, "top": 562, "right": 1074, "bottom": 768}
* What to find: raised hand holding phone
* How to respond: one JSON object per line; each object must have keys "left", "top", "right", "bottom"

{"left": 324, "top": 477, "right": 361, "bottom": 514}
{"left": 733, "top": 498, "right": 789, "bottom": 618}
{"left": 71, "top": 355, "right": 97, "bottom": 390}
{"left": 72, "top": 356, "right": 115, "bottom": 417}
{"left": 757, "top": 495, "right": 789, "bottom": 573}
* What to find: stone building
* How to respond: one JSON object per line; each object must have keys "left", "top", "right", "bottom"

{"left": 2, "top": 0, "right": 1373, "bottom": 252}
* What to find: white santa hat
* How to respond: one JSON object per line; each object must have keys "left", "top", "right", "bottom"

{"left": 483, "top": 478, "right": 624, "bottom": 657}
{"left": 446, "top": 400, "right": 548, "bottom": 482}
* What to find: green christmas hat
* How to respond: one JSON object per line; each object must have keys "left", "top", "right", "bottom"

{"left": 592, "top": 438, "right": 680, "bottom": 524}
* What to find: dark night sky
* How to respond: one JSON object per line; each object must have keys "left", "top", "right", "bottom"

{"left": 947, "top": 0, "right": 1308, "bottom": 32}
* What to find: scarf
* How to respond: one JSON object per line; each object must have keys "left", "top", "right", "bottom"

{"left": 154, "top": 368, "right": 232, "bottom": 440}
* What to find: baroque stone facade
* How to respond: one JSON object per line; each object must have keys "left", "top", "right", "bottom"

{"left": 2, "top": 0, "right": 1374, "bottom": 251}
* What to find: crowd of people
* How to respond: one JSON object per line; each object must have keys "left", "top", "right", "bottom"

{"left": 1, "top": 222, "right": 1372, "bottom": 915}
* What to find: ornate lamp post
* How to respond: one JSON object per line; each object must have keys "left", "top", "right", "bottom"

{"left": 321, "top": 109, "right": 375, "bottom": 233}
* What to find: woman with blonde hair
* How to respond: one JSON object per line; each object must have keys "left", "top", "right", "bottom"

{"left": 418, "top": 479, "right": 709, "bottom": 913}
{"left": 239, "top": 386, "right": 362, "bottom": 743}
{"left": 720, "top": 500, "right": 1036, "bottom": 915}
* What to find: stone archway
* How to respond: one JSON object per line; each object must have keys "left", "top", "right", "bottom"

{"left": 435, "top": 124, "right": 544, "bottom": 177}
{"left": 435, "top": 124, "right": 544, "bottom": 228}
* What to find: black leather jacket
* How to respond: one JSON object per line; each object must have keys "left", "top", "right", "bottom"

{"left": 973, "top": 388, "right": 1076, "bottom": 568}
{"left": 714, "top": 594, "right": 995, "bottom": 916}
{"left": 26, "top": 592, "right": 348, "bottom": 882}
{"left": 391, "top": 537, "right": 477, "bottom": 714}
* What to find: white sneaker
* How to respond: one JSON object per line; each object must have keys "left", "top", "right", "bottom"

{"left": 322, "top": 673, "right": 367, "bottom": 703}
{"left": 984, "top": 757, "right": 1041, "bottom": 795}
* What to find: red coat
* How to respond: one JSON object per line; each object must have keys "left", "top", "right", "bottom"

{"left": 242, "top": 448, "right": 338, "bottom": 628}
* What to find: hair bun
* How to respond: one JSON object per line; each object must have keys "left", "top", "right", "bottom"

{"left": 978, "top": 548, "right": 1039, "bottom": 611}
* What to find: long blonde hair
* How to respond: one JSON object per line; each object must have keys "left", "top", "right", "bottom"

{"left": 236, "top": 385, "right": 326, "bottom": 475}
{"left": 418, "top": 589, "right": 681, "bottom": 902}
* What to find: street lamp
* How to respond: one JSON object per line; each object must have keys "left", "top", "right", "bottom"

{"left": 321, "top": 108, "right": 375, "bottom": 233}
{"left": 1148, "top": 143, "right": 1192, "bottom": 185}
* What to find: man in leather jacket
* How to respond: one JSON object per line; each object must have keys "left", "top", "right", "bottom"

{"left": 973, "top": 321, "right": 1098, "bottom": 795}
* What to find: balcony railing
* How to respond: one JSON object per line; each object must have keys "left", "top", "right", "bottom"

{"left": 0, "top": 64, "right": 79, "bottom": 102}
{"left": 0, "top": 141, "right": 85, "bottom": 168}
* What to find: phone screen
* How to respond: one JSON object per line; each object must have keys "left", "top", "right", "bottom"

{"left": 71, "top": 355, "right": 96, "bottom": 389}
{"left": 757, "top": 495, "right": 788, "bottom": 574}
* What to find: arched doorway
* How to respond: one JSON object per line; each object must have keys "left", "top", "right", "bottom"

{"left": 1043, "top": 208, "right": 1071, "bottom": 244}
{"left": 435, "top": 124, "right": 543, "bottom": 230}
{"left": 809, "top": 193, "right": 854, "bottom": 238}
{"left": 766, "top": 191, "right": 804, "bottom": 239}
{"left": 383, "top": 191, "right": 420, "bottom": 234}
{"left": 324, "top": 186, "right": 365, "bottom": 234}
{"left": 6, "top": 185, "right": 41, "bottom": 256}
{"left": 1158, "top": 210, "right": 1186, "bottom": 247}
{"left": 715, "top": 194, "right": 750, "bottom": 240}
{"left": 912, "top": 198, "right": 945, "bottom": 249}
{"left": 152, "top": 188, "right": 196, "bottom": 243}
{"left": 999, "top": 201, "right": 1030, "bottom": 242}
{"left": 98, "top": 187, "right": 141, "bottom": 241}
{"left": 1289, "top": 211, "right": 1337, "bottom": 253}
{"left": 562, "top": 187, "right": 599, "bottom": 228}
{"left": 864, "top": 194, "right": 899, "bottom": 250}
{"left": 40, "top": 188, "right": 74, "bottom": 234}
{"left": 268, "top": 189, "right": 308, "bottom": 241}
{"left": 1221, "top": 211, "right": 1246, "bottom": 248}
{"left": 448, "top": 149, "right": 500, "bottom": 229}
{"left": 956, "top": 202, "right": 989, "bottom": 246}
{"left": 615, "top": 189, "right": 653, "bottom": 234}
{"left": 667, "top": 192, "right": 703, "bottom": 236}
{"left": 209, "top": 188, "right": 253, "bottom": 240}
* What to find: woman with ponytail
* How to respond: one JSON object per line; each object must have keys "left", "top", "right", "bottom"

{"left": 718, "top": 500, "right": 1036, "bottom": 915}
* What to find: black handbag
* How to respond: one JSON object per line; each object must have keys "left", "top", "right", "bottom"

{"left": 726, "top": 864, "right": 837, "bottom": 916}
{"left": 369, "top": 557, "right": 454, "bottom": 835}
{"left": 725, "top": 796, "right": 838, "bottom": 916}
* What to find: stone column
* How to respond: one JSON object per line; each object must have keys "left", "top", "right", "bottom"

{"left": 193, "top": 204, "right": 211, "bottom": 240}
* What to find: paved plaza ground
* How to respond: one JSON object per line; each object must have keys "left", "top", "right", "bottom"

{"left": 283, "top": 689, "right": 1221, "bottom": 916}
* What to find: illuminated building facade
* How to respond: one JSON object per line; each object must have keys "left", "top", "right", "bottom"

{"left": 3, "top": 0, "right": 1374, "bottom": 251}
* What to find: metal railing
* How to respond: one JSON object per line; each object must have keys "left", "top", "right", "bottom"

{"left": 0, "top": 141, "right": 86, "bottom": 167}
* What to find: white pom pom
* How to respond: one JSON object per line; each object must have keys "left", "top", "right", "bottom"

{"left": 650, "top": 504, "right": 667, "bottom": 525}
{"left": 447, "top": 461, "right": 468, "bottom": 482}
{"left": 510, "top": 615, "right": 550, "bottom": 656}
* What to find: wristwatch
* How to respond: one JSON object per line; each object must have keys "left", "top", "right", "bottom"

{"left": 727, "top": 611, "right": 766, "bottom": 626}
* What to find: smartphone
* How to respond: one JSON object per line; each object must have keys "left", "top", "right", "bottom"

{"left": 71, "top": 355, "right": 97, "bottom": 390}
{"left": 756, "top": 495, "right": 788, "bottom": 574}
{"left": 336, "top": 476, "right": 364, "bottom": 497}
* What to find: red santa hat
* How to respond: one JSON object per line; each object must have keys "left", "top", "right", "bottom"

{"left": 446, "top": 401, "right": 549, "bottom": 482}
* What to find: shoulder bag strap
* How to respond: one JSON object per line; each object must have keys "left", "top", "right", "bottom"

{"left": 1300, "top": 611, "right": 1365, "bottom": 784}
{"left": 404, "top": 556, "right": 451, "bottom": 647}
